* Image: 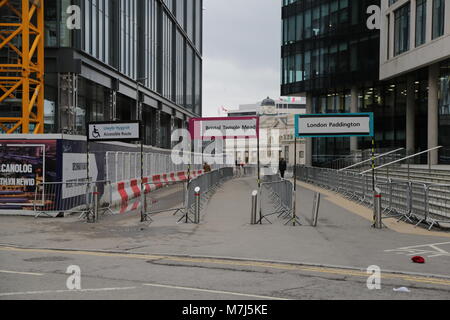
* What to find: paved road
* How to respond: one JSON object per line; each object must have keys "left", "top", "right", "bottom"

{"left": 1, "top": 177, "right": 450, "bottom": 299}
{"left": 1, "top": 246, "right": 450, "bottom": 300}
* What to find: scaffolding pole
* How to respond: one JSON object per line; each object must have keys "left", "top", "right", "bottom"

{"left": 0, "top": 0, "right": 45, "bottom": 134}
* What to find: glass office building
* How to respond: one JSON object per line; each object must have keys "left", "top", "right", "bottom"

{"left": 380, "top": 0, "right": 450, "bottom": 165}
{"left": 281, "top": 0, "right": 384, "bottom": 166}
{"left": 282, "top": 0, "right": 450, "bottom": 165}
{"left": 43, "top": 0, "right": 202, "bottom": 148}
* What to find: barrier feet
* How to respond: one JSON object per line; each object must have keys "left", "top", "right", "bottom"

{"left": 284, "top": 214, "right": 302, "bottom": 227}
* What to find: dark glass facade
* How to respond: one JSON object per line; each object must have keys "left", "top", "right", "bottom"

{"left": 42, "top": 0, "right": 203, "bottom": 148}
{"left": 439, "top": 60, "right": 450, "bottom": 164}
{"left": 282, "top": 0, "right": 380, "bottom": 95}
{"left": 281, "top": 0, "right": 384, "bottom": 165}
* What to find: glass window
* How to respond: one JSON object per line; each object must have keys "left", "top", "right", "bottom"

{"left": 416, "top": 0, "right": 427, "bottom": 47}
{"left": 44, "top": 1, "right": 57, "bottom": 46}
{"left": 432, "top": 0, "right": 445, "bottom": 39}
{"left": 304, "top": 9, "right": 312, "bottom": 38}
{"left": 394, "top": 4, "right": 410, "bottom": 56}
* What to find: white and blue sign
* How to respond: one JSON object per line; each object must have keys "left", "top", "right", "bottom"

{"left": 88, "top": 121, "right": 141, "bottom": 142}
{"left": 295, "top": 113, "right": 374, "bottom": 138}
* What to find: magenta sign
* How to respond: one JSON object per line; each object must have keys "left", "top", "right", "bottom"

{"left": 189, "top": 117, "right": 260, "bottom": 140}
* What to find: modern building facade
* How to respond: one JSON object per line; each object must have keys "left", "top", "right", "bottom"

{"left": 1, "top": 0, "right": 203, "bottom": 149}
{"left": 281, "top": 0, "right": 384, "bottom": 166}
{"left": 380, "top": 0, "right": 450, "bottom": 164}
{"left": 282, "top": 0, "right": 450, "bottom": 166}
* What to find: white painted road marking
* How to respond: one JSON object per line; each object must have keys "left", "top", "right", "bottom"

{"left": 385, "top": 242, "right": 450, "bottom": 259}
{"left": 0, "top": 283, "right": 288, "bottom": 300}
{"left": 0, "top": 270, "right": 44, "bottom": 276}
{"left": 0, "top": 287, "right": 137, "bottom": 297}
{"left": 143, "top": 283, "right": 289, "bottom": 300}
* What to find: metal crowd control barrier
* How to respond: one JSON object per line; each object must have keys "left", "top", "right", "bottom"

{"left": 297, "top": 166, "right": 450, "bottom": 230}
{"left": 142, "top": 180, "right": 186, "bottom": 215}
{"left": 179, "top": 167, "right": 235, "bottom": 224}
{"left": 242, "top": 165, "right": 258, "bottom": 177}
{"left": 420, "top": 183, "right": 450, "bottom": 230}
{"left": 258, "top": 174, "right": 297, "bottom": 225}
{"left": 33, "top": 181, "right": 113, "bottom": 222}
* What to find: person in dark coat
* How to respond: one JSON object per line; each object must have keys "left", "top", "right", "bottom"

{"left": 279, "top": 158, "right": 287, "bottom": 179}
{"left": 203, "top": 162, "right": 212, "bottom": 173}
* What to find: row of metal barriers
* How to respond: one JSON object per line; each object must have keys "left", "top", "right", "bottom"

{"left": 33, "top": 168, "right": 235, "bottom": 223}
{"left": 173, "top": 167, "right": 235, "bottom": 224}
{"left": 254, "top": 174, "right": 300, "bottom": 226}
{"left": 296, "top": 166, "right": 450, "bottom": 230}
{"left": 33, "top": 180, "right": 112, "bottom": 220}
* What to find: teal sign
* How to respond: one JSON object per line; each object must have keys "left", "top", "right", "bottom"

{"left": 295, "top": 113, "right": 374, "bottom": 138}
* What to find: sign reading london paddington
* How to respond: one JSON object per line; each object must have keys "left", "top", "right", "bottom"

{"left": 295, "top": 113, "right": 374, "bottom": 138}
{"left": 88, "top": 121, "right": 141, "bottom": 142}
{"left": 190, "top": 117, "right": 260, "bottom": 140}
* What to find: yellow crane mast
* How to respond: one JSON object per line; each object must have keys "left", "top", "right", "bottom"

{"left": 0, "top": 0, "right": 44, "bottom": 134}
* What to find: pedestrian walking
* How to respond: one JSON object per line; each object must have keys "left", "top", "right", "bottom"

{"left": 203, "top": 162, "right": 212, "bottom": 173}
{"left": 279, "top": 158, "right": 287, "bottom": 179}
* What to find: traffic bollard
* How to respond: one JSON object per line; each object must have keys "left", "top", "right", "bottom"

{"left": 251, "top": 190, "right": 258, "bottom": 225}
{"left": 140, "top": 183, "right": 146, "bottom": 222}
{"left": 195, "top": 187, "right": 201, "bottom": 224}
{"left": 93, "top": 185, "right": 99, "bottom": 223}
{"left": 374, "top": 188, "right": 383, "bottom": 229}
{"left": 312, "top": 192, "right": 321, "bottom": 227}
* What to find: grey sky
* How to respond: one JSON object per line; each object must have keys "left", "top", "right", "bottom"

{"left": 202, "top": 0, "right": 281, "bottom": 117}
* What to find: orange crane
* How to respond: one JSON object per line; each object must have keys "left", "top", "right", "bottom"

{"left": 0, "top": 0, "right": 44, "bottom": 134}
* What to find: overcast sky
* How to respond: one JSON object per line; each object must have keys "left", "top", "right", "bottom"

{"left": 202, "top": 0, "right": 281, "bottom": 117}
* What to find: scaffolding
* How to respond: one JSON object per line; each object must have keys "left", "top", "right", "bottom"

{"left": 0, "top": 0, "right": 45, "bottom": 134}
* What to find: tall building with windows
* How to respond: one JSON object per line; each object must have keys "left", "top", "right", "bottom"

{"left": 281, "top": 0, "right": 449, "bottom": 166}
{"left": 38, "top": 0, "right": 202, "bottom": 148}
{"left": 281, "top": 0, "right": 383, "bottom": 166}
{"left": 380, "top": 0, "right": 450, "bottom": 164}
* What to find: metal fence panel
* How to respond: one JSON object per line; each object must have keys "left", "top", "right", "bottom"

{"left": 297, "top": 165, "right": 450, "bottom": 230}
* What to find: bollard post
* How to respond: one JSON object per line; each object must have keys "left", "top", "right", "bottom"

{"left": 374, "top": 187, "right": 382, "bottom": 229}
{"left": 93, "top": 185, "right": 99, "bottom": 223}
{"left": 195, "top": 187, "right": 201, "bottom": 224}
{"left": 140, "top": 182, "right": 146, "bottom": 222}
{"left": 312, "top": 192, "right": 321, "bottom": 227}
{"left": 251, "top": 190, "right": 258, "bottom": 225}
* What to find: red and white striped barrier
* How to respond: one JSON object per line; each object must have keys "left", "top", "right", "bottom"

{"left": 110, "top": 170, "right": 203, "bottom": 207}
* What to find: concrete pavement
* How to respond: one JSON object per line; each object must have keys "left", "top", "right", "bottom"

{"left": 1, "top": 177, "right": 450, "bottom": 299}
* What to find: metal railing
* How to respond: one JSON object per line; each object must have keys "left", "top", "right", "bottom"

{"left": 340, "top": 148, "right": 405, "bottom": 172}
{"left": 178, "top": 167, "right": 234, "bottom": 224}
{"left": 106, "top": 149, "right": 230, "bottom": 184}
{"left": 258, "top": 174, "right": 296, "bottom": 225}
{"left": 297, "top": 166, "right": 450, "bottom": 230}
{"left": 33, "top": 180, "right": 112, "bottom": 221}
{"left": 360, "top": 146, "right": 443, "bottom": 175}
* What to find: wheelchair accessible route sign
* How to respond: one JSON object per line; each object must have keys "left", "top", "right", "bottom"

{"left": 88, "top": 121, "right": 141, "bottom": 142}
{"left": 295, "top": 113, "right": 374, "bottom": 138}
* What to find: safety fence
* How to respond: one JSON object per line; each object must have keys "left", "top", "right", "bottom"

{"left": 106, "top": 150, "right": 229, "bottom": 184}
{"left": 178, "top": 167, "right": 235, "bottom": 224}
{"left": 240, "top": 165, "right": 258, "bottom": 177}
{"left": 258, "top": 174, "right": 297, "bottom": 225}
{"left": 105, "top": 150, "right": 230, "bottom": 206}
{"left": 33, "top": 180, "right": 112, "bottom": 221}
{"left": 296, "top": 166, "right": 450, "bottom": 230}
